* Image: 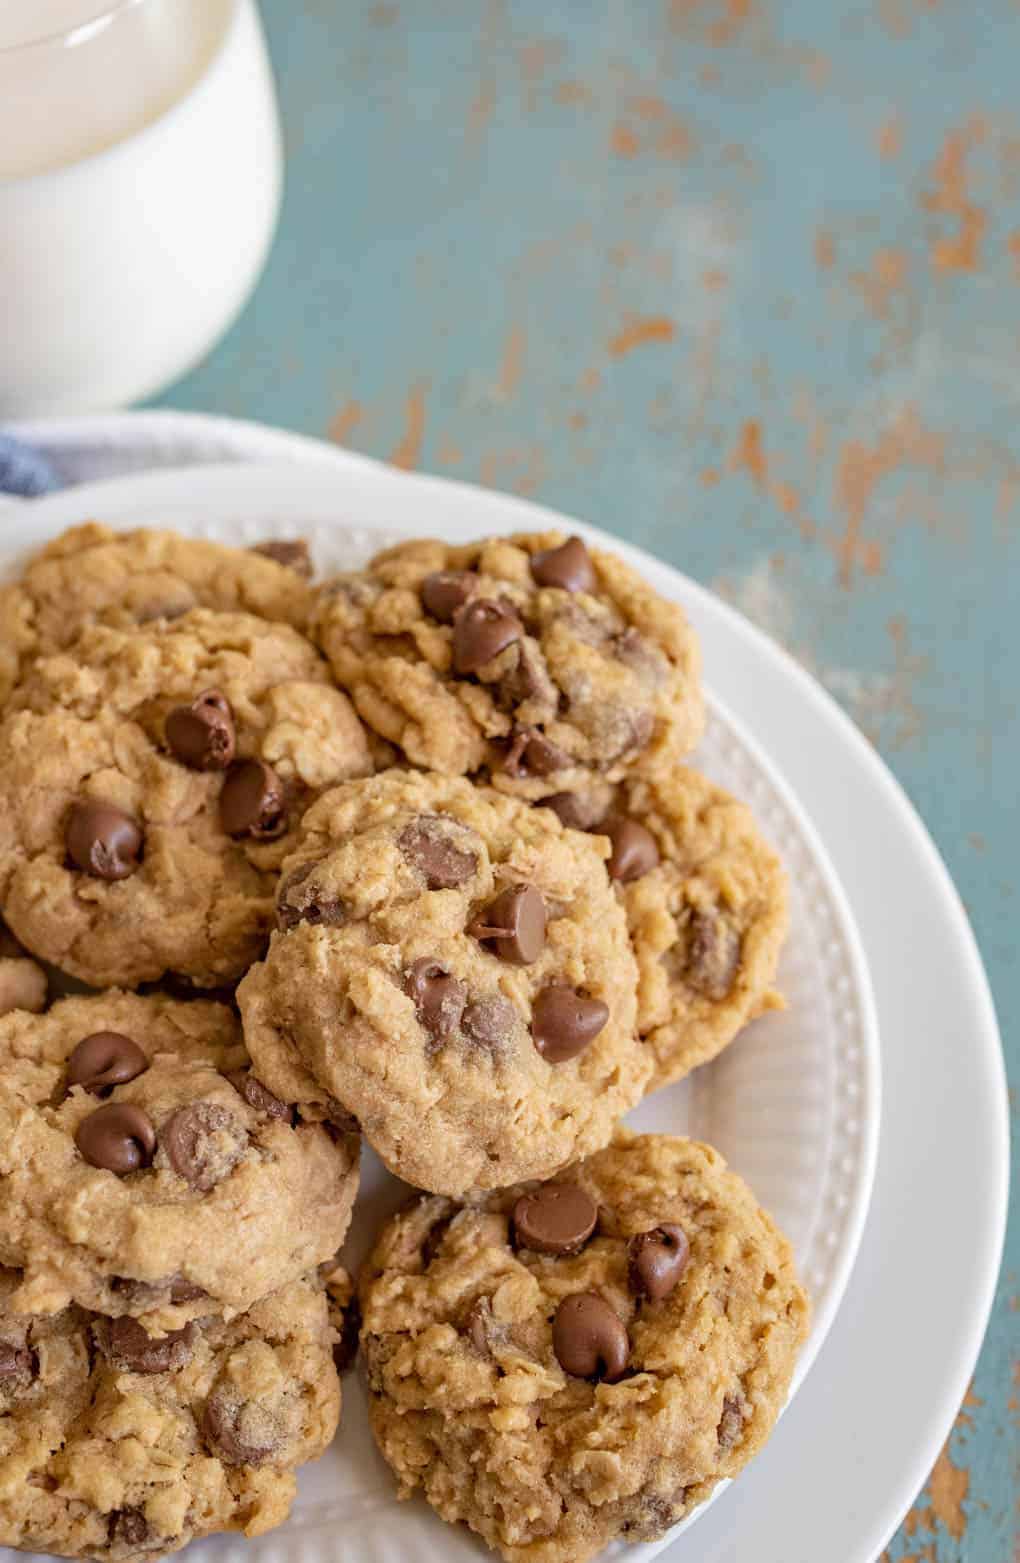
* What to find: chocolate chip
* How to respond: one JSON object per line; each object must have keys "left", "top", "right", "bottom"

{"left": 604, "top": 817, "right": 660, "bottom": 883}
{"left": 512, "top": 1183, "right": 597, "bottom": 1254}
{"left": 497, "top": 639, "right": 556, "bottom": 708}
{"left": 333, "top": 1294, "right": 361, "bottom": 1373}
{"left": 108, "top": 1509, "right": 150, "bottom": 1549}
{"left": 467, "top": 1298, "right": 492, "bottom": 1355}
{"left": 421, "top": 1212, "right": 454, "bottom": 1267}
{"left": 531, "top": 985, "right": 609, "bottom": 1063}
{"left": 404, "top": 958, "right": 466, "bottom": 1044}
{"left": 502, "top": 728, "right": 570, "bottom": 778}
{"left": 452, "top": 598, "right": 522, "bottom": 673}
{"left": 75, "top": 1103, "right": 156, "bottom": 1174}
{"left": 202, "top": 1389, "right": 282, "bottom": 1466}
{"left": 398, "top": 816, "right": 478, "bottom": 889}
{"left": 421, "top": 570, "right": 475, "bottom": 622}
{"left": 461, "top": 996, "right": 516, "bottom": 1052}
{"left": 225, "top": 1068, "right": 292, "bottom": 1121}
{"left": 540, "top": 792, "right": 600, "bottom": 830}
{"left": 95, "top": 1316, "right": 195, "bottom": 1374}
{"left": 66, "top": 801, "right": 142, "bottom": 881}
{"left": 161, "top": 1102, "right": 248, "bottom": 1191}
{"left": 717, "top": 1393, "right": 747, "bottom": 1450}
{"left": 0, "top": 1342, "right": 35, "bottom": 1385}
{"left": 628, "top": 1224, "right": 690, "bottom": 1301}
{"left": 552, "top": 1292, "right": 628, "bottom": 1381}
{"left": 685, "top": 911, "right": 741, "bottom": 1000}
{"left": 219, "top": 759, "right": 287, "bottom": 839}
{"left": 169, "top": 1276, "right": 207, "bottom": 1303}
{"left": 276, "top": 860, "right": 346, "bottom": 931}
{"left": 251, "top": 538, "right": 313, "bottom": 577}
{"left": 66, "top": 1032, "right": 148, "bottom": 1096}
{"left": 531, "top": 536, "right": 596, "bottom": 593}
{"left": 165, "top": 689, "right": 236, "bottom": 771}
{"left": 468, "top": 884, "right": 546, "bottom": 965}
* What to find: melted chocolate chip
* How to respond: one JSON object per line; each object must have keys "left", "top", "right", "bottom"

{"left": 251, "top": 539, "right": 313, "bottom": 577}
{"left": 169, "top": 1276, "right": 207, "bottom": 1303}
{"left": 95, "top": 1316, "right": 195, "bottom": 1375}
{"left": 421, "top": 570, "right": 475, "bottom": 623}
{"left": 461, "top": 996, "right": 516, "bottom": 1052}
{"left": 398, "top": 816, "right": 479, "bottom": 889}
{"left": 219, "top": 759, "right": 287, "bottom": 839}
{"left": 531, "top": 985, "right": 609, "bottom": 1063}
{"left": 75, "top": 1103, "right": 156, "bottom": 1174}
{"left": 276, "top": 860, "right": 347, "bottom": 932}
{"left": 165, "top": 689, "right": 236, "bottom": 771}
{"left": 512, "top": 1183, "right": 597, "bottom": 1254}
{"left": 628, "top": 1224, "right": 690, "bottom": 1301}
{"left": 502, "top": 728, "right": 570, "bottom": 778}
{"left": 540, "top": 792, "right": 594, "bottom": 829}
{"left": 66, "top": 1032, "right": 148, "bottom": 1096}
{"left": 604, "top": 816, "right": 660, "bottom": 883}
{"left": 403, "top": 958, "right": 467, "bottom": 1044}
{"left": 202, "top": 1389, "right": 282, "bottom": 1466}
{"left": 552, "top": 1292, "right": 629, "bottom": 1381}
{"left": 452, "top": 598, "right": 523, "bottom": 673}
{"left": 717, "top": 1393, "right": 747, "bottom": 1450}
{"left": 685, "top": 912, "right": 741, "bottom": 1000}
{"left": 0, "top": 1342, "right": 35, "bottom": 1386}
{"left": 108, "top": 1509, "right": 150, "bottom": 1549}
{"left": 66, "top": 801, "right": 143, "bottom": 881}
{"left": 530, "top": 536, "right": 596, "bottom": 594}
{"left": 468, "top": 884, "right": 546, "bottom": 965}
{"left": 225, "top": 1068, "right": 292, "bottom": 1121}
{"left": 161, "top": 1102, "right": 247, "bottom": 1191}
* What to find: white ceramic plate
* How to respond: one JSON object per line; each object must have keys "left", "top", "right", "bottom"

{"left": 0, "top": 439, "right": 1000, "bottom": 1563}
{"left": 0, "top": 464, "right": 878, "bottom": 1563}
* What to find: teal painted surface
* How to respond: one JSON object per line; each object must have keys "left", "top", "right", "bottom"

{"left": 153, "top": 2, "right": 1017, "bottom": 1554}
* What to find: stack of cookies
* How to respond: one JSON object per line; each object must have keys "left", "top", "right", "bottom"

{"left": 0, "top": 521, "right": 808, "bottom": 1563}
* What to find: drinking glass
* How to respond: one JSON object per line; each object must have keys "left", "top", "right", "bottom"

{"left": 0, "top": 0, "right": 283, "bottom": 415}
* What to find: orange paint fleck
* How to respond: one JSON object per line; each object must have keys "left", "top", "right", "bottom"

{"left": 611, "top": 123, "right": 640, "bottom": 159}
{"left": 436, "top": 439, "right": 462, "bottom": 466}
{"left": 389, "top": 383, "right": 428, "bottom": 471}
{"left": 927, "top": 1443, "right": 969, "bottom": 1540}
{"left": 833, "top": 407, "right": 946, "bottom": 586}
{"left": 554, "top": 80, "right": 593, "bottom": 105}
{"left": 922, "top": 118, "right": 988, "bottom": 273}
{"left": 702, "top": 267, "right": 728, "bottom": 289}
{"left": 814, "top": 227, "right": 836, "bottom": 270}
{"left": 877, "top": 117, "right": 903, "bottom": 159}
{"left": 730, "top": 419, "right": 768, "bottom": 487}
{"left": 499, "top": 325, "right": 526, "bottom": 396}
{"left": 567, "top": 412, "right": 587, "bottom": 430}
{"left": 630, "top": 95, "right": 667, "bottom": 120}
{"left": 327, "top": 400, "right": 363, "bottom": 445}
{"left": 518, "top": 40, "right": 559, "bottom": 83}
{"left": 1009, "top": 230, "right": 1020, "bottom": 279}
{"left": 709, "top": 0, "right": 752, "bottom": 46}
{"left": 772, "top": 481, "right": 800, "bottom": 516}
{"left": 468, "top": 82, "right": 495, "bottom": 140}
{"left": 608, "top": 316, "right": 677, "bottom": 356}
{"left": 579, "top": 367, "right": 601, "bottom": 391}
{"left": 701, "top": 467, "right": 721, "bottom": 485}
{"left": 851, "top": 248, "right": 908, "bottom": 319}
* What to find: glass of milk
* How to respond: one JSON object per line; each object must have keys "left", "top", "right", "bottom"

{"left": 0, "top": 0, "right": 283, "bottom": 416}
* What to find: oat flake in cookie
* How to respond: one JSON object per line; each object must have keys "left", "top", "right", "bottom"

{"left": 0, "top": 521, "right": 314, "bottom": 709}
{"left": 238, "top": 769, "right": 650, "bottom": 1195}
{"left": 0, "top": 992, "right": 358, "bottom": 1326}
{"left": 0, "top": 1270, "right": 339, "bottom": 1562}
{"left": 311, "top": 531, "right": 703, "bottom": 796}
{"left": 0, "top": 607, "right": 374, "bottom": 988}
{"left": 359, "top": 1131, "right": 808, "bottom": 1563}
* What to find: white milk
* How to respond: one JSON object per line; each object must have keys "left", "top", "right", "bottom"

{"left": 0, "top": 0, "right": 282, "bottom": 415}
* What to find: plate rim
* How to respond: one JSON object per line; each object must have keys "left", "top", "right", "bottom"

{"left": 4, "top": 445, "right": 1007, "bottom": 1563}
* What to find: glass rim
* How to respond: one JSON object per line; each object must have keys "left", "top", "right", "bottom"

{"left": 0, "top": 0, "right": 151, "bottom": 56}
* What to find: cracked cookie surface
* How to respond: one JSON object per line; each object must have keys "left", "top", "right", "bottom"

{"left": 0, "top": 607, "right": 374, "bottom": 988}
{"left": 311, "top": 531, "right": 703, "bottom": 797}
{"left": 0, "top": 991, "right": 358, "bottom": 1325}
{"left": 540, "top": 768, "right": 789, "bottom": 1089}
{"left": 359, "top": 1131, "right": 808, "bottom": 1563}
{"left": 0, "top": 1270, "right": 339, "bottom": 1562}
{"left": 238, "top": 770, "right": 649, "bottom": 1195}
{"left": 0, "top": 522, "right": 313, "bottom": 709}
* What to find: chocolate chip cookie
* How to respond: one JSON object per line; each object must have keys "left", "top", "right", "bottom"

{"left": 0, "top": 991, "right": 359, "bottom": 1325}
{"left": 544, "top": 768, "right": 788, "bottom": 1089}
{"left": 0, "top": 1269, "right": 340, "bottom": 1561}
{"left": 311, "top": 531, "right": 703, "bottom": 797}
{"left": 0, "top": 522, "right": 313, "bottom": 708}
{"left": 360, "top": 1131, "right": 808, "bottom": 1563}
{"left": 0, "top": 607, "right": 375, "bottom": 988}
{"left": 238, "top": 769, "right": 650, "bottom": 1195}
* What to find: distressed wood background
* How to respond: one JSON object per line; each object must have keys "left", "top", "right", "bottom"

{"left": 153, "top": 2, "right": 1018, "bottom": 1556}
